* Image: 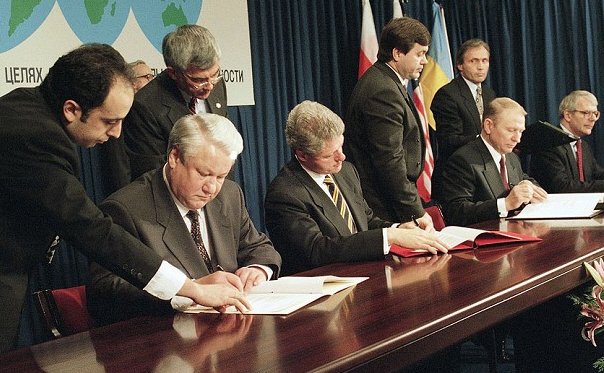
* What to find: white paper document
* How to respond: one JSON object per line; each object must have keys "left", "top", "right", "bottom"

{"left": 506, "top": 193, "right": 604, "bottom": 220}
{"left": 435, "top": 226, "right": 488, "bottom": 248}
{"left": 183, "top": 276, "right": 368, "bottom": 315}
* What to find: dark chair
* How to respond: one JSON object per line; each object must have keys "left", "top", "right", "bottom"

{"left": 34, "top": 285, "right": 95, "bottom": 338}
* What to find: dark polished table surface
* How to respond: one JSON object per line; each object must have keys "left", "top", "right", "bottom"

{"left": 3, "top": 218, "right": 604, "bottom": 372}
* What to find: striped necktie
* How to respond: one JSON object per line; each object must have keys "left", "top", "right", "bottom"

{"left": 188, "top": 96, "right": 197, "bottom": 114}
{"left": 324, "top": 175, "right": 356, "bottom": 233}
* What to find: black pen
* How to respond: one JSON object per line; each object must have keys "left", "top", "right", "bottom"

{"left": 412, "top": 215, "right": 420, "bottom": 227}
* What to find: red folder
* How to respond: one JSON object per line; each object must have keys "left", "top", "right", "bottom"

{"left": 390, "top": 228, "right": 541, "bottom": 258}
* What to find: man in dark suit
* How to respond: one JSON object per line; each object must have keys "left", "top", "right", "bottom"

{"left": 265, "top": 101, "right": 447, "bottom": 276}
{"left": 531, "top": 90, "right": 604, "bottom": 192}
{"left": 89, "top": 113, "right": 281, "bottom": 324}
{"left": 345, "top": 17, "right": 434, "bottom": 229}
{"left": 435, "top": 97, "right": 547, "bottom": 226}
{"left": 431, "top": 39, "right": 496, "bottom": 196}
{"left": 101, "top": 24, "right": 228, "bottom": 187}
{"left": 0, "top": 44, "right": 248, "bottom": 353}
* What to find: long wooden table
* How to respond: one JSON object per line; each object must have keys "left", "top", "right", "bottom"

{"left": 3, "top": 218, "right": 604, "bottom": 372}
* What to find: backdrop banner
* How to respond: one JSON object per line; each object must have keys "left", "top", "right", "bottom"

{"left": 0, "top": 0, "right": 254, "bottom": 105}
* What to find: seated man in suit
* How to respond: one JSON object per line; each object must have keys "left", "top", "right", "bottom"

{"left": 531, "top": 90, "right": 604, "bottom": 192}
{"left": 431, "top": 39, "right": 496, "bottom": 196}
{"left": 435, "top": 97, "right": 547, "bottom": 226}
{"left": 265, "top": 101, "right": 447, "bottom": 276}
{"left": 88, "top": 113, "right": 281, "bottom": 324}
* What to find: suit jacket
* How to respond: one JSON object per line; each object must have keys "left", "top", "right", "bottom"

{"left": 122, "top": 71, "right": 228, "bottom": 180}
{"left": 531, "top": 133, "right": 604, "bottom": 193}
{"left": 0, "top": 88, "right": 163, "bottom": 352}
{"left": 264, "top": 160, "right": 392, "bottom": 275}
{"left": 344, "top": 61, "right": 425, "bottom": 222}
{"left": 88, "top": 169, "right": 281, "bottom": 324}
{"left": 436, "top": 137, "right": 535, "bottom": 226}
{"left": 431, "top": 75, "right": 496, "bottom": 197}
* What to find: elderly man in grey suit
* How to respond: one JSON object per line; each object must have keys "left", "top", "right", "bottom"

{"left": 265, "top": 101, "right": 447, "bottom": 276}
{"left": 345, "top": 17, "right": 433, "bottom": 229}
{"left": 89, "top": 113, "right": 281, "bottom": 325}
{"left": 435, "top": 97, "right": 547, "bottom": 226}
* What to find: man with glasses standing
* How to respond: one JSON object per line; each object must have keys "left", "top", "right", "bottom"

{"left": 110, "top": 25, "right": 227, "bottom": 183}
{"left": 531, "top": 90, "right": 604, "bottom": 192}
{"left": 129, "top": 60, "right": 155, "bottom": 93}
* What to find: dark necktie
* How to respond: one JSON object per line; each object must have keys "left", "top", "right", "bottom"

{"left": 186, "top": 210, "right": 214, "bottom": 273}
{"left": 476, "top": 86, "right": 483, "bottom": 119}
{"left": 188, "top": 96, "right": 197, "bottom": 114}
{"left": 500, "top": 155, "right": 510, "bottom": 191}
{"left": 577, "top": 139, "right": 585, "bottom": 182}
{"left": 324, "top": 175, "right": 356, "bottom": 233}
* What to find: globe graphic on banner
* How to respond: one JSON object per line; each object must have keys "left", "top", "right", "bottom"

{"left": 0, "top": 0, "right": 55, "bottom": 52}
{"left": 131, "top": 0, "right": 203, "bottom": 52}
{"left": 57, "top": 0, "right": 132, "bottom": 44}
{"left": 0, "top": 1, "right": 203, "bottom": 53}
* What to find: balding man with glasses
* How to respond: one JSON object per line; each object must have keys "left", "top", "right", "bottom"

{"left": 531, "top": 90, "right": 604, "bottom": 192}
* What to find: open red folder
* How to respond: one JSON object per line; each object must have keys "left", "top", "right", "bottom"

{"left": 390, "top": 226, "right": 542, "bottom": 258}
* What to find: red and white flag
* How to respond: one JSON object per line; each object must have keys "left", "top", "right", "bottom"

{"left": 410, "top": 81, "right": 434, "bottom": 203}
{"left": 393, "top": 0, "right": 435, "bottom": 203}
{"left": 358, "top": 0, "right": 378, "bottom": 78}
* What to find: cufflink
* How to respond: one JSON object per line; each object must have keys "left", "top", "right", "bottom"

{"left": 216, "top": 103, "right": 222, "bottom": 109}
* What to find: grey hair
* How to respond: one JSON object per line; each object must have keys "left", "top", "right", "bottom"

{"left": 559, "top": 90, "right": 598, "bottom": 118}
{"left": 168, "top": 113, "right": 243, "bottom": 161}
{"left": 127, "top": 60, "right": 147, "bottom": 68}
{"left": 285, "top": 100, "right": 344, "bottom": 155}
{"left": 162, "top": 25, "right": 221, "bottom": 71}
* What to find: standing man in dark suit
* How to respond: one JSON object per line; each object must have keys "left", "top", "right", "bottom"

{"left": 103, "top": 25, "right": 228, "bottom": 186}
{"left": 89, "top": 113, "right": 281, "bottom": 324}
{"left": 435, "top": 97, "right": 547, "bottom": 226}
{"left": 265, "top": 101, "right": 447, "bottom": 275}
{"left": 0, "top": 44, "right": 248, "bottom": 353}
{"left": 345, "top": 17, "right": 433, "bottom": 229}
{"left": 431, "top": 39, "right": 496, "bottom": 196}
{"left": 531, "top": 90, "right": 604, "bottom": 192}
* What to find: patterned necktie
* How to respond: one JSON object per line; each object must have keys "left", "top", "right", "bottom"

{"left": 186, "top": 210, "right": 214, "bottom": 273}
{"left": 577, "top": 139, "right": 585, "bottom": 182}
{"left": 476, "top": 85, "right": 484, "bottom": 119}
{"left": 324, "top": 175, "right": 356, "bottom": 233}
{"left": 188, "top": 96, "right": 197, "bottom": 114}
{"left": 499, "top": 155, "right": 510, "bottom": 191}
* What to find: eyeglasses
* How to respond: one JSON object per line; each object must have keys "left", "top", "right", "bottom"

{"left": 136, "top": 73, "right": 154, "bottom": 81}
{"left": 180, "top": 69, "right": 222, "bottom": 89}
{"left": 570, "top": 110, "right": 600, "bottom": 120}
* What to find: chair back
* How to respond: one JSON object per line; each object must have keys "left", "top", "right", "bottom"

{"left": 34, "top": 285, "right": 95, "bottom": 338}
{"left": 425, "top": 205, "right": 446, "bottom": 231}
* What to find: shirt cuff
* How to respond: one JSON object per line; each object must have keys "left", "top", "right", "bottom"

{"left": 143, "top": 260, "right": 187, "bottom": 300}
{"left": 249, "top": 264, "right": 274, "bottom": 280}
{"left": 497, "top": 198, "right": 508, "bottom": 217}
{"left": 382, "top": 228, "right": 390, "bottom": 255}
